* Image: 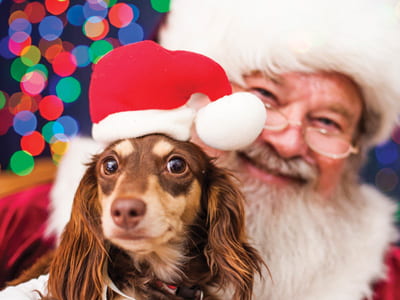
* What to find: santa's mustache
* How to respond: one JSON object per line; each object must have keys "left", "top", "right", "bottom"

{"left": 237, "top": 143, "right": 318, "bottom": 184}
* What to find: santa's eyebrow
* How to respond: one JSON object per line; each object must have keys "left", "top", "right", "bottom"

{"left": 326, "top": 104, "right": 354, "bottom": 122}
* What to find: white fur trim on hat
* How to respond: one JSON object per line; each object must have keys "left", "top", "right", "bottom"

{"left": 195, "top": 92, "right": 266, "bottom": 150}
{"left": 160, "top": 0, "right": 400, "bottom": 148}
{"left": 92, "top": 106, "right": 196, "bottom": 144}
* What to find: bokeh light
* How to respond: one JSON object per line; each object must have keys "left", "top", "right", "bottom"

{"left": 375, "top": 168, "right": 399, "bottom": 193}
{"left": 67, "top": 5, "right": 85, "bottom": 26}
{"left": 118, "top": 22, "right": 144, "bottom": 45}
{"left": 39, "top": 95, "right": 64, "bottom": 120}
{"left": 57, "top": 115, "right": 79, "bottom": 137}
{"left": 150, "top": 0, "right": 170, "bottom": 13}
{"left": 56, "top": 76, "right": 81, "bottom": 102}
{"left": 0, "top": 109, "right": 14, "bottom": 135}
{"left": 72, "top": 45, "right": 91, "bottom": 67}
{"left": 89, "top": 39, "right": 113, "bottom": 63}
{"left": 9, "top": 18, "right": 32, "bottom": 37}
{"left": 24, "top": 2, "right": 46, "bottom": 24}
{"left": 130, "top": 3, "right": 140, "bottom": 21}
{"left": 21, "top": 131, "right": 45, "bottom": 156}
{"left": 10, "top": 151, "right": 35, "bottom": 176}
{"left": 11, "top": 57, "right": 29, "bottom": 81}
{"left": 27, "top": 64, "right": 49, "bottom": 80}
{"left": 83, "top": 16, "right": 110, "bottom": 40}
{"left": 83, "top": 0, "right": 109, "bottom": 20}
{"left": 50, "top": 137, "right": 69, "bottom": 156}
{"left": 20, "top": 70, "right": 48, "bottom": 95}
{"left": 39, "top": 16, "right": 64, "bottom": 41}
{"left": 13, "top": 110, "right": 37, "bottom": 136}
{"left": 9, "top": 32, "right": 32, "bottom": 56}
{"left": 21, "top": 45, "right": 42, "bottom": 66}
{"left": 8, "top": 92, "right": 38, "bottom": 115}
{"left": 45, "top": 0, "right": 70, "bottom": 16}
{"left": 109, "top": 3, "right": 133, "bottom": 28}
{"left": 374, "top": 141, "right": 399, "bottom": 165}
{"left": 52, "top": 51, "right": 77, "bottom": 76}
{"left": 9, "top": 10, "right": 29, "bottom": 24}
{"left": 0, "top": 91, "right": 7, "bottom": 109}
{"left": 42, "top": 120, "right": 64, "bottom": 143}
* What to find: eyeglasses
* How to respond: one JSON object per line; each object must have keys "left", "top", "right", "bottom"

{"left": 263, "top": 103, "right": 359, "bottom": 159}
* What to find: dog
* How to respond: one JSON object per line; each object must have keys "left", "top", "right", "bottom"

{"left": 25, "top": 134, "right": 263, "bottom": 300}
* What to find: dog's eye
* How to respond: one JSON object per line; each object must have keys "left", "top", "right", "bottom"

{"left": 167, "top": 156, "right": 187, "bottom": 174}
{"left": 102, "top": 157, "right": 119, "bottom": 175}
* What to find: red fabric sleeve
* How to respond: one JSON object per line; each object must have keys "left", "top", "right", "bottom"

{"left": 0, "top": 183, "right": 55, "bottom": 289}
{"left": 372, "top": 245, "right": 400, "bottom": 300}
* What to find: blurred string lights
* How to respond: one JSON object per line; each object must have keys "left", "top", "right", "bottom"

{"left": 0, "top": 0, "right": 168, "bottom": 176}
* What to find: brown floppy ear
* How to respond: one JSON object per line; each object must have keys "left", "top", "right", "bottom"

{"left": 46, "top": 159, "right": 107, "bottom": 300}
{"left": 203, "top": 164, "right": 264, "bottom": 300}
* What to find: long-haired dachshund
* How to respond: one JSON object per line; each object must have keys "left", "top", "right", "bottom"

{"left": 31, "top": 134, "right": 263, "bottom": 300}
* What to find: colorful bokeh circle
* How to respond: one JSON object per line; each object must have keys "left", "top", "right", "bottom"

{"left": 39, "top": 95, "right": 64, "bottom": 120}
{"left": 20, "top": 131, "right": 45, "bottom": 156}
{"left": 10, "top": 150, "right": 35, "bottom": 176}
{"left": 56, "top": 76, "right": 81, "bottom": 103}
{"left": 13, "top": 110, "right": 37, "bottom": 136}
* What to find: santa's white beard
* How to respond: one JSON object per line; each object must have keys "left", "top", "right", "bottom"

{"left": 217, "top": 144, "right": 396, "bottom": 300}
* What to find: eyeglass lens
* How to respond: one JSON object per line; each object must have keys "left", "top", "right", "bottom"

{"left": 264, "top": 108, "right": 352, "bottom": 157}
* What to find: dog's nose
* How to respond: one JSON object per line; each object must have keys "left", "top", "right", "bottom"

{"left": 111, "top": 198, "right": 146, "bottom": 229}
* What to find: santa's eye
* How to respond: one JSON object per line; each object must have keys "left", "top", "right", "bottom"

{"left": 166, "top": 156, "right": 187, "bottom": 174}
{"left": 102, "top": 157, "right": 119, "bottom": 175}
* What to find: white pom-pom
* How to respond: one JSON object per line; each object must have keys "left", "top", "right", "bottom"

{"left": 195, "top": 92, "right": 266, "bottom": 150}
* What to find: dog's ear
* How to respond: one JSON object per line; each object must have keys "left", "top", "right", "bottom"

{"left": 47, "top": 159, "right": 107, "bottom": 300}
{"left": 203, "top": 164, "right": 264, "bottom": 300}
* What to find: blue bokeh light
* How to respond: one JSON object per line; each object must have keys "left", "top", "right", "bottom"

{"left": 38, "top": 16, "right": 64, "bottom": 41}
{"left": 9, "top": 18, "right": 32, "bottom": 37}
{"left": 83, "top": 0, "right": 108, "bottom": 20}
{"left": 67, "top": 5, "right": 86, "bottom": 26}
{"left": 57, "top": 115, "right": 79, "bottom": 137}
{"left": 118, "top": 22, "right": 144, "bottom": 45}
{"left": 72, "top": 45, "right": 91, "bottom": 67}
{"left": 13, "top": 110, "right": 37, "bottom": 136}
{"left": 374, "top": 140, "right": 399, "bottom": 165}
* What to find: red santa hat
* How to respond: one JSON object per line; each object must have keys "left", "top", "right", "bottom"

{"left": 89, "top": 40, "right": 266, "bottom": 150}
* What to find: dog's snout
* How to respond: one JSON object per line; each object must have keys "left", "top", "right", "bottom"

{"left": 111, "top": 198, "right": 146, "bottom": 229}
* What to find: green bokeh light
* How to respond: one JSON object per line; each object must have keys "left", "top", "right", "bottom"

{"left": 0, "top": 91, "right": 6, "bottom": 109}
{"left": 56, "top": 77, "right": 81, "bottom": 103}
{"left": 11, "top": 58, "right": 29, "bottom": 82}
{"left": 150, "top": 0, "right": 170, "bottom": 13}
{"left": 89, "top": 40, "right": 113, "bottom": 64}
{"left": 10, "top": 150, "right": 35, "bottom": 176}
{"left": 104, "top": 0, "right": 118, "bottom": 7}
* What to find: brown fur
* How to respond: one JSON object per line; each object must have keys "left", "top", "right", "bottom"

{"left": 17, "top": 134, "right": 264, "bottom": 300}
{"left": 7, "top": 251, "right": 54, "bottom": 287}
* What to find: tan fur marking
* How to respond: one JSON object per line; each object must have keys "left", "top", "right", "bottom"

{"left": 114, "top": 140, "right": 135, "bottom": 157}
{"left": 152, "top": 140, "right": 174, "bottom": 157}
